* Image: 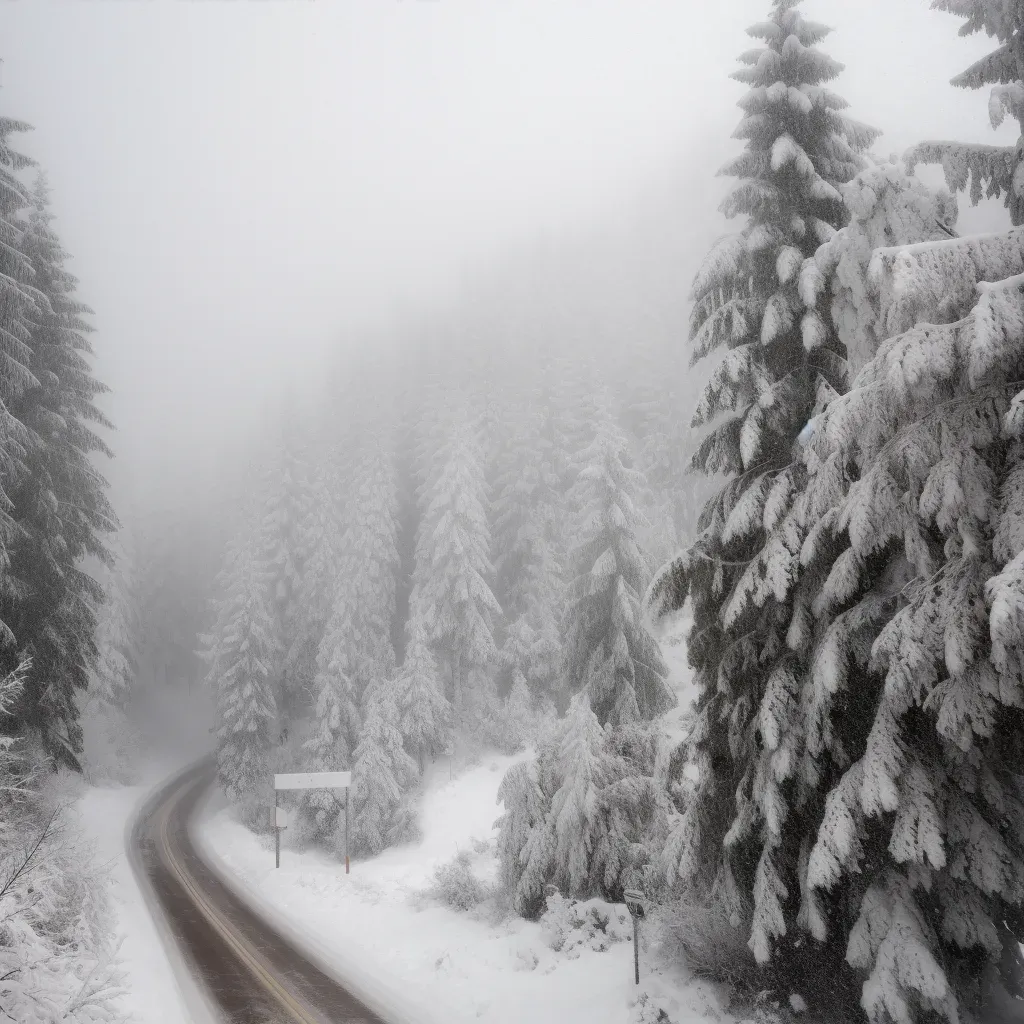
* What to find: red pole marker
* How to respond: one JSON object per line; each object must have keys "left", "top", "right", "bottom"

{"left": 345, "top": 855, "right": 350, "bottom": 875}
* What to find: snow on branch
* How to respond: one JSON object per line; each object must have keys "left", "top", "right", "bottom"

{"left": 952, "top": 44, "right": 1018, "bottom": 91}
{"left": 906, "top": 140, "right": 1023, "bottom": 223}
{"left": 869, "top": 226, "right": 1024, "bottom": 337}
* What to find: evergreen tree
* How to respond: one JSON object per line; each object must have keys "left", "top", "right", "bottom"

{"left": 80, "top": 536, "right": 139, "bottom": 782}
{"left": 563, "top": 402, "right": 672, "bottom": 726}
{"left": 299, "top": 433, "right": 401, "bottom": 838}
{"left": 492, "top": 390, "right": 563, "bottom": 714}
{"left": 0, "top": 116, "right": 40, "bottom": 578}
{"left": 288, "top": 452, "right": 346, "bottom": 710}
{"left": 393, "top": 623, "right": 450, "bottom": 772}
{"left": 645, "top": 0, "right": 876, "bottom": 950}
{"left": 203, "top": 530, "right": 277, "bottom": 826}
{"left": 351, "top": 676, "right": 418, "bottom": 856}
{"left": 88, "top": 541, "right": 137, "bottom": 712}
{"left": 411, "top": 407, "right": 501, "bottom": 748}
{"left": 495, "top": 755, "right": 553, "bottom": 917}
{"left": 647, "top": 6, "right": 1024, "bottom": 1018}
{"left": 3, "top": 177, "right": 114, "bottom": 769}
{"left": 257, "top": 429, "right": 312, "bottom": 728}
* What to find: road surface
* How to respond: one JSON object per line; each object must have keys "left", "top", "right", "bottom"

{"left": 130, "top": 760, "right": 388, "bottom": 1024}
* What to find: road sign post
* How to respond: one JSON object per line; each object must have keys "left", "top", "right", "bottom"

{"left": 273, "top": 771, "right": 352, "bottom": 869}
{"left": 624, "top": 888, "right": 649, "bottom": 986}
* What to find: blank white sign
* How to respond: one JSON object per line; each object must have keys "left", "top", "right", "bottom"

{"left": 274, "top": 771, "right": 352, "bottom": 791}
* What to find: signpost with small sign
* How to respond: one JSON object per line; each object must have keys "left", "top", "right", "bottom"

{"left": 624, "top": 888, "right": 649, "bottom": 985}
{"left": 272, "top": 771, "right": 352, "bottom": 871}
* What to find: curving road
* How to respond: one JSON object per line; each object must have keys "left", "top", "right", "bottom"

{"left": 130, "top": 760, "right": 388, "bottom": 1024}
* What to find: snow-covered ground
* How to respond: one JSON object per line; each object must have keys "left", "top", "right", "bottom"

{"left": 74, "top": 776, "right": 216, "bottom": 1024}
{"left": 197, "top": 637, "right": 722, "bottom": 1024}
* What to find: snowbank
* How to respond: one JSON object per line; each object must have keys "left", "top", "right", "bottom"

{"left": 74, "top": 781, "right": 216, "bottom": 1024}
{"left": 198, "top": 746, "right": 724, "bottom": 1024}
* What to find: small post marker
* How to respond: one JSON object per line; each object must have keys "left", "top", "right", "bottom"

{"left": 624, "top": 888, "right": 649, "bottom": 986}
{"left": 345, "top": 788, "right": 350, "bottom": 875}
{"left": 275, "top": 790, "right": 280, "bottom": 869}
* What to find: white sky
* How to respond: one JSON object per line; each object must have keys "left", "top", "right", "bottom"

{"left": 0, "top": 0, "right": 1016, "bottom": 517}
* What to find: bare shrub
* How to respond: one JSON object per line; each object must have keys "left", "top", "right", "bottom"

{"left": 652, "top": 881, "right": 760, "bottom": 993}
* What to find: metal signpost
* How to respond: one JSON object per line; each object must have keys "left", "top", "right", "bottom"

{"left": 273, "top": 771, "right": 352, "bottom": 871}
{"left": 624, "top": 888, "right": 649, "bottom": 986}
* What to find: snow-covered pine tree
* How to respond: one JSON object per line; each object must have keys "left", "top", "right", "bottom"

{"left": 645, "top": 0, "right": 878, "bottom": 965}
{"left": 80, "top": 538, "right": 140, "bottom": 783}
{"left": 300, "top": 432, "right": 401, "bottom": 840}
{"left": 350, "top": 675, "right": 418, "bottom": 856}
{"left": 907, "top": 0, "right": 1024, "bottom": 227}
{"left": 646, "top": 9, "right": 1024, "bottom": 1016}
{"left": 411, "top": 404, "right": 501, "bottom": 750}
{"left": 0, "top": 116, "right": 39, "bottom": 570}
{"left": 257, "top": 426, "right": 312, "bottom": 731}
{"left": 88, "top": 538, "right": 137, "bottom": 713}
{"left": 392, "top": 622, "right": 450, "bottom": 772}
{"left": 492, "top": 388, "right": 563, "bottom": 724}
{"left": 548, "top": 693, "right": 619, "bottom": 897}
{"left": 563, "top": 398, "right": 672, "bottom": 726}
{"left": 2, "top": 176, "right": 114, "bottom": 769}
{"left": 287, "top": 451, "right": 346, "bottom": 715}
{"left": 495, "top": 753, "right": 554, "bottom": 917}
{"left": 203, "top": 528, "right": 277, "bottom": 826}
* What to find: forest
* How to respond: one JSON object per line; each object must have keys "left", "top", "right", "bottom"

{"left": 4, "top": 0, "right": 1024, "bottom": 1022}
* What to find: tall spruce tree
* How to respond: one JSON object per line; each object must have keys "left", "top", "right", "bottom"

{"left": 562, "top": 401, "right": 672, "bottom": 726}
{"left": 300, "top": 433, "right": 401, "bottom": 840}
{"left": 203, "top": 529, "right": 277, "bottom": 825}
{"left": 393, "top": 622, "right": 450, "bottom": 772}
{"left": 411, "top": 406, "right": 501, "bottom": 749}
{"left": 646, "top": 0, "right": 876, "bottom": 915}
{"left": 3, "top": 177, "right": 114, "bottom": 768}
{"left": 492, "top": 390, "right": 563, "bottom": 711}
{"left": 258, "top": 428, "right": 312, "bottom": 729}
{"left": 647, "top": 5, "right": 1024, "bottom": 1020}
{"left": 0, "top": 116, "right": 39, "bottom": 574}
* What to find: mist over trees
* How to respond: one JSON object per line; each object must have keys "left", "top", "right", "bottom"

{"left": 0, "top": 0, "right": 1020, "bottom": 1020}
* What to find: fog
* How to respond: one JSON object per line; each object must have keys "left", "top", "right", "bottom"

{"left": 1, "top": 0, "right": 1015, "bottom": 528}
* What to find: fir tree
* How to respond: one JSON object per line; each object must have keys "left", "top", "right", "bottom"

{"left": 495, "top": 756, "right": 553, "bottom": 917}
{"left": 563, "top": 402, "right": 673, "bottom": 726}
{"left": 257, "top": 428, "right": 312, "bottom": 728}
{"left": 393, "top": 623, "right": 450, "bottom": 772}
{"left": 646, "top": 6, "right": 1024, "bottom": 1018}
{"left": 203, "top": 530, "right": 277, "bottom": 825}
{"left": 492, "top": 389, "right": 563, "bottom": 715}
{"left": 411, "top": 407, "right": 501, "bottom": 748}
{"left": 3, "top": 177, "right": 114, "bottom": 769}
{"left": 88, "top": 538, "right": 137, "bottom": 712}
{"left": 646, "top": 0, "right": 877, "bottom": 936}
{"left": 0, "top": 115, "right": 40, "bottom": 577}
{"left": 350, "top": 676, "right": 418, "bottom": 856}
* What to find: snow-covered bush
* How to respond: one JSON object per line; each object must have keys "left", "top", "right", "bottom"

{"left": 429, "top": 850, "right": 489, "bottom": 912}
{"left": 496, "top": 699, "right": 667, "bottom": 915}
{"left": 628, "top": 989, "right": 680, "bottom": 1024}
{"left": 539, "top": 892, "right": 631, "bottom": 956}
{"left": 0, "top": 662, "right": 127, "bottom": 1023}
